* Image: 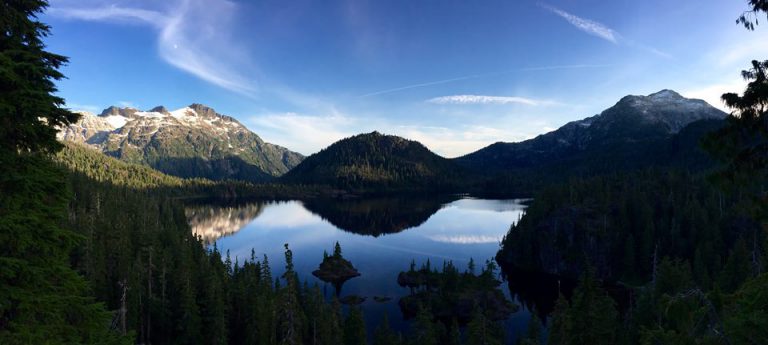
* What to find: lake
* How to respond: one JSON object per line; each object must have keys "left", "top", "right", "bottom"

{"left": 185, "top": 195, "right": 539, "bottom": 340}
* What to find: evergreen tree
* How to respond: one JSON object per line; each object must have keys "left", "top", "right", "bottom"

{"left": 373, "top": 313, "right": 400, "bottom": 345}
{"left": 466, "top": 309, "right": 503, "bottom": 345}
{"left": 411, "top": 305, "right": 438, "bottom": 345}
{"left": 343, "top": 306, "right": 366, "bottom": 345}
{"left": 0, "top": 1, "right": 124, "bottom": 343}
{"left": 547, "top": 293, "right": 571, "bottom": 345}
{"left": 445, "top": 318, "right": 461, "bottom": 345}
{"left": 277, "top": 244, "right": 303, "bottom": 345}
{"left": 568, "top": 267, "right": 619, "bottom": 345}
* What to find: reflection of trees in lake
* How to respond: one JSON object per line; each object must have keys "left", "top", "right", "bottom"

{"left": 302, "top": 195, "right": 458, "bottom": 236}
{"left": 502, "top": 268, "right": 576, "bottom": 321}
{"left": 186, "top": 203, "right": 265, "bottom": 243}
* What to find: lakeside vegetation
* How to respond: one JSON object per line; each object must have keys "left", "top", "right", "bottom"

{"left": 1, "top": 1, "right": 767, "bottom": 344}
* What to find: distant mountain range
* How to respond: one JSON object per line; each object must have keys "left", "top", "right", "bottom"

{"left": 58, "top": 104, "right": 303, "bottom": 182}
{"left": 58, "top": 90, "right": 728, "bottom": 193}
{"left": 454, "top": 90, "right": 727, "bottom": 192}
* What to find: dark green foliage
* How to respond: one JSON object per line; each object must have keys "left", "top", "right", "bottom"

{"left": 546, "top": 294, "right": 571, "bottom": 345}
{"left": 0, "top": 0, "right": 79, "bottom": 154}
{"left": 55, "top": 141, "right": 338, "bottom": 199}
{"left": 0, "top": 154, "right": 127, "bottom": 344}
{"left": 344, "top": 307, "right": 366, "bottom": 345}
{"left": 373, "top": 313, "right": 400, "bottom": 345}
{"left": 724, "top": 273, "right": 768, "bottom": 343}
{"left": 397, "top": 260, "right": 517, "bottom": 324}
{"left": 568, "top": 268, "right": 619, "bottom": 345}
{"left": 0, "top": 1, "right": 124, "bottom": 343}
{"left": 497, "top": 170, "right": 761, "bottom": 285}
{"left": 704, "top": 60, "right": 768, "bottom": 241}
{"left": 281, "top": 131, "right": 468, "bottom": 192}
{"left": 455, "top": 91, "right": 726, "bottom": 195}
{"left": 465, "top": 308, "right": 504, "bottom": 345}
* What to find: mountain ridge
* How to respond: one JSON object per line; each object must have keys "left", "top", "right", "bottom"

{"left": 58, "top": 103, "right": 304, "bottom": 182}
{"left": 455, "top": 89, "right": 727, "bottom": 174}
{"left": 280, "top": 131, "right": 467, "bottom": 190}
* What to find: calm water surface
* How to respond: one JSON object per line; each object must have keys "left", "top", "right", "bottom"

{"left": 186, "top": 196, "right": 538, "bottom": 339}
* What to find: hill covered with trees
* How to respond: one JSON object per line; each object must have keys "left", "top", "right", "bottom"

{"left": 281, "top": 131, "right": 469, "bottom": 191}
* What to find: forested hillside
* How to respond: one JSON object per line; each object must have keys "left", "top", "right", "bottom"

{"left": 281, "top": 132, "right": 468, "bottom": 191}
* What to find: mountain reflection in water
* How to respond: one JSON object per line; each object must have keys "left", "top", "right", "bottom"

{"left": 185, "top": 196, "right": 550, "bottom": 337}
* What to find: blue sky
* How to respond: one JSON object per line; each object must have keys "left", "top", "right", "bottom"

{"left": 45, "top": 0, "right": 767, "bottom": 156}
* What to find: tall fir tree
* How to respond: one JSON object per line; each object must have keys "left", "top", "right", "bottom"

{"left": 0, "top": 1, "right": 125, "bottom": 343}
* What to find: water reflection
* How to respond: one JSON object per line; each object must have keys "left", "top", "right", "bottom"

{"left": 185, "top": 196, "right": 531, "bottom": 334}
{"left": 301, "top": 195, "right": 456, "bottom": 236}
{"left": 186, "top": 203, "right": 265, "bottom": 244}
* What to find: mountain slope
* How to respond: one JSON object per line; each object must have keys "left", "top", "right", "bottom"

{"left": 456, "top": 90, "right": 727, "bottom": 175}
{"left": 280, "top": 131, "right": 466, "bottom": 190}
{"left": 58, "top": 104, "right": 303, "bottom": 182}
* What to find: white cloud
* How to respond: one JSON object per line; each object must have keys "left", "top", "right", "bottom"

{"left": 427, "top": 95, "right": 547, "bottom": 106}
{"left": 394, "top": 125, "right": 535, "bottom": 158}
{"left": 540, "top": 4, "right": 618, "bottom": 43}
{"left": 246, "top": 110, "right": 541, "bottom": 158}
{"left": 49, "top": 0, "right": 258, "bottom": 97}
{"left": 118, "top": 100, "right": 137, "bottom": 108}
{"left": 427, "top": 234, "right": 501, "bottom": 244}
{"left": 65, "top": 102, "right": 101, "bottom": 113}
{"left": 246, "top": 112, "right": 360, "bottom": 155}
{"left": 540, "top": 3, "right": 671, "bottom": 59}
{"left": 682, "top": 78, "right": 745, "bottom": 112}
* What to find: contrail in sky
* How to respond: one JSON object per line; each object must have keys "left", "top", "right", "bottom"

{"left": 359, "top": 64, "right": 614, "bottom": 97}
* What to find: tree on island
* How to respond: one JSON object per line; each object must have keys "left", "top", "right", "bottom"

{"left": 313, "top": 242, "right": 361, "bottom": 296}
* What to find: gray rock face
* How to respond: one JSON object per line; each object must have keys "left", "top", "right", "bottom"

{"left": 58, "top": 104, "right": 304, "bottom": 182}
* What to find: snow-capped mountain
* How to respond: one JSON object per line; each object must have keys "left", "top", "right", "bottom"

{"left": 455, "top": 89, "right": 727, "bottom": 173}
{"left": 58, "top": 104, "right": 304, "bottom": 182}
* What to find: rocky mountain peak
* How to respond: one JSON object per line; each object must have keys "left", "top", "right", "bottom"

{"left": 648, "top": 89, "right": 683, "bottom": 100}
{"left": 100, "top": 106, "right": 139, "bottom": 118}
{"left": 188, "top": 103, "right": 218, "bottom": 118}
{"left": 609, "top": 89, "right": 726, "bottom": 133}
{"left": 150, "top": 106, "right": 170, "bottom": 115}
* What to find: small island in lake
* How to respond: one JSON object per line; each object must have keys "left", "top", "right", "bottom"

{"left": 398, "top": 259, "right": 518, "bottom": 323}
{"left": 312, "top": 242, "right": 361, "bottom": 294}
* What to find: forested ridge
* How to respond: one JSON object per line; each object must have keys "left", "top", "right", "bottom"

{"left": 66, "top": 172, "right": 512, "bottom": 344}
{"left": 281, "top": 132, "right": 468, "bottom": 192}
{"left": 2, "top": 0, "right": 768, "bottom": 344}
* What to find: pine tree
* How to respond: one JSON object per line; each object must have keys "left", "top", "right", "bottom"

{"left": 466, "top": 307, "right": 504, "bottom": 345}
{"left": 568, "top": 267, "right": 619, "bottom": 345}
{"left": 547, "top": 293, "right": 571, "bottom": 345}
{"left": 411, "top": 305, "right": 438, "bottom": 345}
{"left": 343, "top": 306, "right": 366, "bottom": 345}
{"left": 0, "top": 1, "right": 125, "bottom": 343}
{"left": 373, "top": 313, "right": 399, "bottom": 345}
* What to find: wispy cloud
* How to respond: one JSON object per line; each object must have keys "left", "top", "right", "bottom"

{"left": 49, "top": 0, "right": 258, "bottom": 97}
{"left": 427, "top": 234, "right": 501, "bottom": 244}
{"left": 539, "top": 3, "right": 670, "bottom": 59}
{"left": 360, "top": 64, "right": 612, "bottom": 97}
{"left": 427, "top": 95, "right": 549, "bottom": 106}
{"left": 65, "top": 102, "right": 102, "bottom": 113}
{"left": 540, "top": 3, "right": 617, "bottom": 43}
{"left": 360, "top": 75, "right": 485, "bottom": 97}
